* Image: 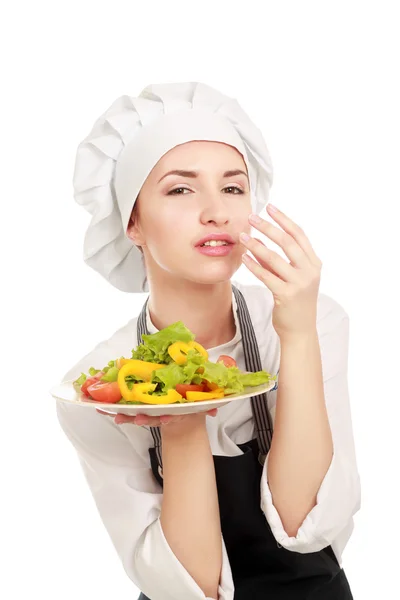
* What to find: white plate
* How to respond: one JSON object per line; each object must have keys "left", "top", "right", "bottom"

{"left": 50, "top": 376, "right": 276, "bottom": 417}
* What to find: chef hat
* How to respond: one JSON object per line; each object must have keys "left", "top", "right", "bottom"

{"left": 73, "top": 81, "right": 274, "bottom": 293}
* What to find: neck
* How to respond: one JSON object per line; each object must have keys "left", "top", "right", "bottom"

{"left": 146, "top": 277, "right": 236, "bottom": 350}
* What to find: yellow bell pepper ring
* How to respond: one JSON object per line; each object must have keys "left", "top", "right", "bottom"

{"left": 168, "top": 340, "right": 208, "bottom": 365}
{"left": 117, "top": 367, "right": 153, "bottom": 401}
{"left": 117, "top": 372, "right": 183, "bottom": 404}
{"left": 186, "top": 388, "right": 225, "bottom": 402}
{"left": 187, "top": 341, "right": 208, "bottom": 360}
{"left": 136, "top": 387, "right": 183, "bottom": 405}
{"left": 117, "top": 359, "right": 167, "bottom": 381}
{"left": 168, "top": 341, "right": 191, "bottom": 365}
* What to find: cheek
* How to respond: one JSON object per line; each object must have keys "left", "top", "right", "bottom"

{"left": 235, "top": 208, "right": 252, "bottom": 234}
{"left": 144, "top": 206, "right": 192, "bottom": 253}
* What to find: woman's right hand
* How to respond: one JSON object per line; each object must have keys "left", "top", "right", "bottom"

{"left": 96, "top": 407, "right": 218, "bottom": 427}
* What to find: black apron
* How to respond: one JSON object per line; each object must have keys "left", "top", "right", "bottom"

{"left": 137, "top": 285, "right": 354, "bottom": 599}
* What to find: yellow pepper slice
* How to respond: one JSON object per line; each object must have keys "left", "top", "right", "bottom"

{"left": 168, "top": 340, "right": 208, "bottom": 365}
{"left": 117, "top": 374, "right": 183, "bottom": 404}
{"left": 118, "top": 367, "right": 152, "bottom": 401}
{"left": 115, "top": 357, "right": 126, "bottom": 369}
{"left": 117, "top": 359, "right": 167, "bottom": 381}
{"left": 186, "top": 388, "right": 225, "bottom": 402}
{"left": 167, "top": 341, "right": 191, "bottom": 365}
{"left": 187, "top": 341, "right": 208, "bottom": 360}
{"left": 136, "top": 387, "right": 183, "bottom": 405}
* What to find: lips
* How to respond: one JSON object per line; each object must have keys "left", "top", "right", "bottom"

{"left": 195, "top": 233, "right": 235, "bottom": 247}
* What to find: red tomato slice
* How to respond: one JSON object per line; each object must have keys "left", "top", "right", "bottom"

{"left": 81, "top": 371, "right": 105, "bottom": 397}
{"left": 175, "top": 383, "right": 206, "bottom": 399}
{"left": 217, "top": 355, "right": 237, "bottom": 368}
{"left": 87, "top": 381, "right": 122, "bottom": 403}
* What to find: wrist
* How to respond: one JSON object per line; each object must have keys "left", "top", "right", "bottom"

{"left": 161, "top": 412, "right": 208, "bottom": 440}
{"left": 279, "top": 329, "right": 319, "bottom": 347}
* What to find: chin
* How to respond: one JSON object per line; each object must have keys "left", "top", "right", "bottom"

{"left": 184, "top": 263, "right": 240, "bottom": 285}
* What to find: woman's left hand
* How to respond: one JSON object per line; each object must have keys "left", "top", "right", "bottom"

{"left": 240, "top": 204, "right": 322, "bottom": 341}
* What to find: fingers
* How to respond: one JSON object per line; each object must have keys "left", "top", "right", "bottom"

{"left": 99, "top": 408, "right": 219, "bottom": 427}
{"left": 96, "top": 408, "right": 117, "bottom": 417}
{"left": 113, "top": 413, "right": 175, "bottom": 426}
{"left": 114, "top": 413, "right": 142, "bottom": 425}
{"left": 250, "top": 207, "right": 320, "bottom": 266}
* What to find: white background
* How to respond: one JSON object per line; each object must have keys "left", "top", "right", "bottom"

{"left": 1, "top": 1, "right": 399, "bottom": 598}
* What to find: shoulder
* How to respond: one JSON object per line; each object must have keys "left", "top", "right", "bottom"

{"left": 61, "top": 314, "right": 140, "bottom": 383}
{"left": 316, "top": 293, "right": 349, "bottom": 336}
{"left": 315, "top": 294, "right": 350, "bottom": 381}
{"left": 57, "top": 312, "right": 150, "bottom": 459}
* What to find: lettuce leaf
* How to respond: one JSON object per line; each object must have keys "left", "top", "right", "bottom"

{"left": 88, "top": 367, "right": 101, "bottom": 376}
{"left": 100, "top": 366, "right": 119, "bottom": 382}
{"left": 74, "top": 372, "right": 87, "bottom": 386}
{"left": 131, "top": 321, "right": 195, "bottom": 364}
{"left": 151, "top": 362, "right": 187, "bottom": 391}
{"left": 147, "top": 350, "right": 273, "bottom": 397}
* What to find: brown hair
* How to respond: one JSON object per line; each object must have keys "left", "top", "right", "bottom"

{"left": 130, "top": 199, "right": 147, "bottom": 290}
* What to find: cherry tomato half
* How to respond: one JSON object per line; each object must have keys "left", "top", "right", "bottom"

{"left": 81, "top": 371, "right": 105, "bottom": 397}
{"left": 216, "top": 355, "right": 237, "bottom": 368}
{"left": 87, "top": 381, "right": 122, "bottom": 403}
{"left": 175, "top": 383, "right": 206, "bottom": 399}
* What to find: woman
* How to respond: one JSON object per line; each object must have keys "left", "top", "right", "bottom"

{"left": 57, "top": 82, "right": 361, "bottom": 599}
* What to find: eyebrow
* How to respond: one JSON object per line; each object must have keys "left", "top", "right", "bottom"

{"left": 157, "top": 169, "right": 249, "bottom": 184}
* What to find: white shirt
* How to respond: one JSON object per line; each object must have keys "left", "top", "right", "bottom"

{"left": 56, "top": 280, "right": 361, "bottom": 600}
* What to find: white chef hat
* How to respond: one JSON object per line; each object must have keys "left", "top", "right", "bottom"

{"left": 73, "top": 81, "right": 274, "bottom": 293}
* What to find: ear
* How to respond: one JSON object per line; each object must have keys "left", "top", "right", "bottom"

{"left": 127, "top": 214, "right": 146, "bottom": 247}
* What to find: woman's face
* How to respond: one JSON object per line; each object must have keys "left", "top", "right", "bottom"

{"left": 127, "top": 140, "right": 252, "bottom": 287}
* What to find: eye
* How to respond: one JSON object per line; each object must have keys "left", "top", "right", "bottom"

{"left": 167, "top": 187, "right": 191, "bottom": 195}
{"left": 223, "top": 186, "right": 244, "bottom": 194}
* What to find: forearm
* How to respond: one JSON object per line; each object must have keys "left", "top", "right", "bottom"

{"left": 160, "top": 414, "right": 222, "bottom": 599}
{"left": 267, "top": 331, "right": 334, "bottom": 537}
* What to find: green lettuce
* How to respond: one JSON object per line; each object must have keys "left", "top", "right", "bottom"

{"left": 194, "top": 361, "right": 272, "bottom": 395}
{"left": 74, "top": 372, "right": 87, "bottom": 386}
{"left": 131, "top": 321, "right": 195, "bottom": 364}
{"left": 146, "top": 350, "right": 273, "bottom": 397}
{"left": 100, "top": 366, "right": 119, "bottom": 382}
{"left": 73, "top": 320, "right": 276, "bottom": 403}
{"left": 151, "top": 362, "right": 187, "bottom": 390}
{"left": 88, "top": 367, "right": 101, "bottom": 376}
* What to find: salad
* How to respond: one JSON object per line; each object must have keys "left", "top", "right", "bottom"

{"left": 73, "top": 321, "right": 276, "bottom": 405}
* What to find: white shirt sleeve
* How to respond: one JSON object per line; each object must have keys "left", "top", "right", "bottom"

{"left": 260, "top": 300, "right": 361, "bottom": 553}
{"left": 56, "top": 343, "right": 235, "bottom": 600}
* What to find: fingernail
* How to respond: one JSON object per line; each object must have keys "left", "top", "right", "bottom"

{"left": 249, "top": 213, "right": 261, "bottom": 223}
{"left": 240, "top": 232, "right": 250, "bottom": 242}
{"left": 268, "top": 203, "right": 278, "bottom": 213}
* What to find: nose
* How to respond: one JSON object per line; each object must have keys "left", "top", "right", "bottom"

{"left": 199, "top": 191, "right": 231, "bottom": 226}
